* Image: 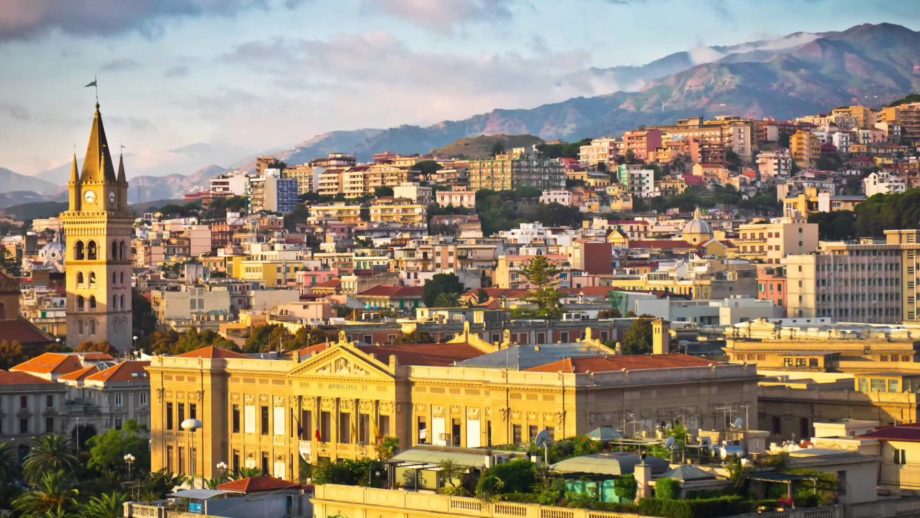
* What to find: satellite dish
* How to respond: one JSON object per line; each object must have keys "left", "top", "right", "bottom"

{"left": 534, "top": 429, "right": 553, "bottom": 448}
{"left": 731, "top": 417, "right": 745, "bottom": 429}
{"left": 664, "top": 437, "right": 676, "bottom": 449}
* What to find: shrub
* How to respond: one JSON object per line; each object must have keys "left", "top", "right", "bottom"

{"left": 614, "top": 474, "right": 637, "bottom": 502}
{"left": 638, "top": 496, "right": 750, "bottom": 518}
{"left": 654, "top": 478, "right": 681, "bottom": 500}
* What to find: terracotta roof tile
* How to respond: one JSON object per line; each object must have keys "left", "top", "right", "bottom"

{"left": 526, "top": 354, "right": 716, "bottom": 373}
{"left": 57, "top": 365, "right": 100, "bottom": 382}
{"left": 218, "top": 476, "right": 298, "bottom": 493}
{"left": 11, "top": 352, "right": 112, "bottom": 375}
{"left": 858, "top": 424, "right": 920, "bottom": 442}
{"left": 176, "top": 346, "right": 247, "bottom": 359}
{"left": 0, "top": 369, "right": 55, "bottom": 385}
{"left": 86, "top": 361, "right": 150, "bottom": 383}
{"left": 358, "top": 286, "right": 423, "bottom": 299}
{"left": 358, "top": 343, "right": 484, "bottom": 367}
{"left": 0, "top": 319, "right": 54, "bottom": 346}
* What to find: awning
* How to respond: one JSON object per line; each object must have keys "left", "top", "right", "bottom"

{"left": 169, "top": 489, "right": 235, "bottom": 500}
{"left": 390, "top": 448, "right": 495, "bottom": 468}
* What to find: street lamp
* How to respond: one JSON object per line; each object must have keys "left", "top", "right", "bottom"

{"left": 216, "top": 461, "right": 228, "bottom": 483}
{"left": 124, "top": 453, "right": 136, "bottom": 500}
{"left": 132, "top": 335, "right": 138, "bottom": 355}
{"left": 181, "top": 418, "right": 202, "bottom": 487}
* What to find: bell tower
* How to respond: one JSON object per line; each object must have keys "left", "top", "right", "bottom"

{"left": 61, "top": 102, "right": 133, "bottom": 351}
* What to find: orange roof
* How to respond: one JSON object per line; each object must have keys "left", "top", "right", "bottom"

{"left": 176, "top": 346, "right": 247, "bottom": 359}
{"left": 0, "top": 319, "right": 55, "bottom": 346}
{"left": 218, "top": 476, "right": 298, "bottom": 494}
{"left": 12, "top": 352, "right": 112, "bottom": 375}
{"left": 0, "top": 369, "right": 55, "bottom": 386}
{"left": 58, "top": 365, "right": 100, "bottom": 382}
{"left": 527, "top": 354, "right": 716, "bottom": 373}
{"left": 288, "top": 343, "right": 330, "bottom": 359}
{"left": 358, "top": 342, "right": 484, "bottom": 367}
{"left": 86, "top": 361, "right": 150, "bottom": 383}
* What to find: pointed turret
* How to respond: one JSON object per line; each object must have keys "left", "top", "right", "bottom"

{"left": 117, "top": 152, "right": 126, "bottom": 184}
{"left": 80, "top": 103, "right": 117, "bottom": 184}
{"left": 117, "top": 151, "right": 129, "bottom": 210}
{"left": 68, "top": 153, "right": 81, "bottom": 211}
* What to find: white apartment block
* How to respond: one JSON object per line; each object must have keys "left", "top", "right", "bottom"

{"left": 864, "top": 171, "right": 907, "bottom": 197}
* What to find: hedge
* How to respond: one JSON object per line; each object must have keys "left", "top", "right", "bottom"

{"left": 638, "top": 496, "right": 750, "bottom": 518}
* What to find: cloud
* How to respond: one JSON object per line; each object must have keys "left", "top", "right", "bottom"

{"left": 0, "top": 103, "right": 30, "bottom": 121}
{"left": 100, "top": 58, "right": 141, "bottom": 72}
{"left": 687, "top": 44, "right": 724, "bottom": 65}
{"left": 361, "top": 0, "right": 512, "bottom": 31}
{"left": 164, "top": 65, "right": 190, "bottom": 78}
{"left": 0, "top": 0, "right": 305, "bottom": 42}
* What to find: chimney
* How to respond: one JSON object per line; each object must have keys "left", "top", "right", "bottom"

{"left": 652, "top": 319, "right": 670, "bottom": 355}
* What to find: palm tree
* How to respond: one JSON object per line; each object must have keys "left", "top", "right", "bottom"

{"left": 12, "top": 470, "right": 78, "bottom": 516}
{"left": 80, "top": 491, "right": 127, "bottom": 518}
{"left": 0, "top": 440, "right": 20, "bottom": 484}
{"left": 22, "top": 435, "right": 78, "bottom": 484}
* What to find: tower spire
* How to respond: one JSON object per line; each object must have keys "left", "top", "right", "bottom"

{"left": 80, "top": 102, "right": 117, "bottom": 184}
{"left": 117, "top": 146, "right": 126, "bottom": 184}
{"left": 69, "top": 153, "right": 79, "bottom": 184}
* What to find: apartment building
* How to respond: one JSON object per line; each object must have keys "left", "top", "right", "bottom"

{"left": 864, "top": 171, "right": 907, "bottom": 197}
{"left": 281, "top": 164, "right": 315, "bottom": 195}
{"left": 791, "top": 130, "right": 821, "bottom": 168}
{"left": 435, "top": 188, "right": 476, "bottom": 209}
{"left": 468, "top": 150, "right": 564, "bottom": 192}
{"left": 756, "top": 149, "right": 792, "bottom": 180}
{"left": 616, "top": 164, "right": 658, "bottom": 198}
{"left": 734, "top": 214, "right": 819, "bottom": 264}
{"left": 209, "top": 171, "right": 251, "bottom": 198}
{"left": 308, "top": 204, "right": 362, "bottom": 225}
{"left": 578, "top": 137, "right": 618, "bottom": 168}
{"left": 622, "top": 129, "right": 662, "bottom": 161}
{"left": 369, "top": 199, "right": 427, "bottom": 227}
{"left": 250, "top": 169, "right": 298, "bottom": 214}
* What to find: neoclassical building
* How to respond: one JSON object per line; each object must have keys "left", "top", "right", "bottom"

{"left": 61, "top": 102, "right": 133, "bottom": 351}
{"left": 147, "top": 327, "right": 758, "bottom": 482}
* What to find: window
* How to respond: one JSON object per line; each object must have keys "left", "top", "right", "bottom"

{"left": 232, "top": 405, "right": 241, "bottom": 434}
{"left": 45, "top": 395, "right": 53, "bottom": 408}
{"left": 417, "top": 417, "right": 427, "bottom": 444}
{"left": 178, "top": 403, "right": 185, "bottom": 426}
{"left": 451, "top": 418, "right": 461, "bottom": 447}
{"left": 261, "top": 453, "right": 269, "bottom": 475}
{"left": 189, "top": 404, "right": 197, "bottom": 420}
{"left": 339, "top": 412, "right": 351, "bottom": 444}
{"left": 19, "top": 418, "right": 28, "bottom": 434}
{"left": 377, "top": 414, "right": 389, "bottom": 438}
{"left": 894, "top": 448, "right": 907, "bottom": 465}
{"left": 178, "top": 447, "right": 185, "bottom": 475}
{"left": 300, "top": 410, "right": 312, "bottom": 439}
{"left": 232, "top": 450, "right": 240, "bottom": 474}
{"left": 74, "top": 241, "right": 85, "bottom": 260}
{"left": 358, "top": 414, "right": 370, "bottom": 445}
{"left": 529, "top": 425, "right": 538, "bottom": 442}
{"left": 114, "top": 393, "right": 124, "bottom": 406}
{"left": 771, "top": 416, "right": 781, "bottom": 434}
{"left": 260, "top": 406, "right": 269, "bottom": 435}
{"left": 320, "top": 411, "right": 331, "bottom": 442}
{"left": 512, "top": 425, "right": 522, "bottom": 444}
{"left": 45, "top": 417, "right": 53, "bottom": 433}
{"left": 19, "top": 395, "right": 26, "bottom": 409}
{"left": 87, "top": 241, "right": 97, "bottom": 260}
{"left": 139, "top": 392, "right": 147, "bottom": 405}
{"left": 166, "top": 403, "right": 174, "bottom": 430}
{"left": 115, "top": 418, "right": 122, "bottom": 430}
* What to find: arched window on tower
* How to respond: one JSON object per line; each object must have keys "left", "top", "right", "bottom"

{"left": 77, "top": 319, "right": 84, "bottom": 335}
{"left": 77, "top": 272, "right": 84, "bottom": 286}
{"left": 120, "top": 294, "right": 125, "bottom": 310}
{"left": 120, "top": 241, "right": 127, "bottom": 261}
{"left": 120, "top": 272, "right": 125, "bottom": 284}
{"left": 112, "top": 272, "right": 117, "bottom": 284}
{"left": 77, "top": 295, "right": 84, "bottom": 312}
{"left": 112, "top": 241, "right": 118, "bottom": 260}
{"left": 89, "top": 272, "right": 96, "bottom": 288}
{"left": 89, "top": 296, "right": 96, "bottom": 309}
{"left": 89, "top": 319, "right": 96, "bottom": 335}
{"left": 74, "top": 241, "right": 85, "bottom": 260}
{"left": 87, "top": 241, "right": 97, "bottom": 260}
{"left": 113, "top": 295, "right": 118, "bottom": 309}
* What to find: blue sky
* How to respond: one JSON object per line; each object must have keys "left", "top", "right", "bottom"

{"left": 0, "top": 0, "right": 918, "bottom": 179}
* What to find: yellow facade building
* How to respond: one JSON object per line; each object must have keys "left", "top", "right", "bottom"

{"left": 61, "top": 103, "right": 133, "bottom": 351}
{"left": 790, "top": 130, "right": 820, "bottom": 168}
{"left": 148, "top": 330, "right": 757, "bottom": 482}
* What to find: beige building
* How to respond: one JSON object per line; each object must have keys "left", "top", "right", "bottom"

{"left": 735, "top": 214, "right": 818, "bottom": 264}
{"left": 369, "top": 200, "right": 427, "bottom": 226}
{"left": 148, "top": 331, "right": 757, "bottom": 482}
{"left": 785, "top": 230, "right": 920, "bottom": 323}
{"left": 281, "top": 164, "right": 314, "bottom": 195}
{"left": 790, "top": 130, "right": 820, "bottom": 168}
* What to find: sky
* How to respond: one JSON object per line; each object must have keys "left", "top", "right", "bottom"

{"left": 0, "top": 0, "right": 918, "bottom": 180}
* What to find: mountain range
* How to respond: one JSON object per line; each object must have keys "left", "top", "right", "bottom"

{"left": 2, "top": 22, "right": 919, "bottom": 202}
{"left": 273, "top": 23, "right": 920, "bottom": 165}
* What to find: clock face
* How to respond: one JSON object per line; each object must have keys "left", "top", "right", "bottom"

{"left": 84, "top": 190, "right": 96, "bottom": 203}
{"left": 108, "top": 192, "right": 116, "bottom": 206}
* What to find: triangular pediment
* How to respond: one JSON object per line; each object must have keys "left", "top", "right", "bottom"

{"left": 289, "top": 344, "right": 393, "bottom": 380}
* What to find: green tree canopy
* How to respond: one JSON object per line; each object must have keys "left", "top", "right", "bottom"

{"left": 23, "top": 435, "right": 78, "bottom": 484}
{"left": 621, "top": 318, "right": 653, "bottom": 355}
{"left": 423, "top": 273, "right": 465, "bottom": 308}
{"left": 86, "top": 420, "right": 150, "bottom": 476}
{"left": 521, "top": 255, "right": 562, "bottom": 319}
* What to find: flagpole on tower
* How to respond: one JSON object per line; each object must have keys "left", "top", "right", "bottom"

{"left": 85, "top": 76, "right": 99, "bottom": 105}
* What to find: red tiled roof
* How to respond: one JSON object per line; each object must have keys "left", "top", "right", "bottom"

{"left": 289, "top": 343, "right": 330, "bottom": 358}
{"left": 314, "top": 279, "right": 341, "bottom": 288}
{"left": 463, "top": 288, "right": 531, "bottom": 299}
{"left": 176, "top": 346, "right": 247, "bottom": 359}
{"left": 527, "top": 354, "right": 717, "bottom": 373}
{"left": 358, "top": 286, "right": 423, "bottom": 299}
{"left": 57, "top": 365, "right": 100, "bottom": 382}
{"left": 11, "top": 352, "right": 112, "bottom": 375}
{"left": 218, "top": 476, "right": 298, "bottom": 494}
{"left": 86, "top": 361, "right": 150, "bottom": 383}
{"left": 609, "top": 220, "right": 648, "bottom": 225}
{"left": 858, "top": 424, "right": 920, "bottom": 442}
{"left": 0, "top": 319, "right": 54, "bottom": 346}
{"left": 0, "top": 369, "right": 54, "bottom": 385}
{"left": 358, "top": 343, "right": 484, "bottom": 367}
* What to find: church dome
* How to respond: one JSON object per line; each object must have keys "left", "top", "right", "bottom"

{"left": 38, "top": 241, "right": 65, "bottom": 262}
{"left": 681, "top": 207, "right": 712, "bottom": 236}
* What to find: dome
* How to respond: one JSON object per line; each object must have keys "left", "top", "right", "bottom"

{"left": 38, "top": 241, "right": 65, "bottom": 262}
{"left": 681, "top": 207, "right": 712, "bottom": 237}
